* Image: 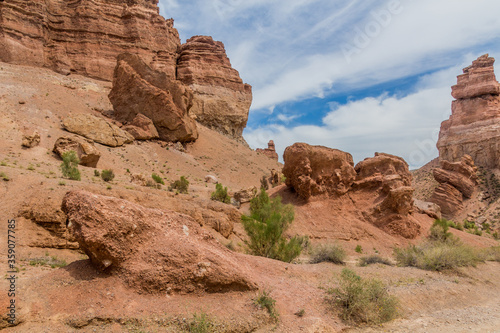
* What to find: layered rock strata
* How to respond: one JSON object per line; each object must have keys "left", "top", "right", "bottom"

{"left": 437, "top": 54, "right": 500, "bottom": 169}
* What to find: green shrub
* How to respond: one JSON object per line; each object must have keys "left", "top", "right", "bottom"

{"left": 60, "top": 150, "right": 81, "bottom": 181}
{"left": 152, "top": 173, "right": 164, "bottom": 185}
{"left": 255, "top": 290, "right": 279, "bottom": 322}
{"left": 328, "top": 268, "right": 399, "bottom": 324}
{"left": 429, "top": 219, "right": 453, "bottom": 242}
{"left": 358, "top": 255, "right": 392, "bottom": 267}
{"left": 94, "top": 169, "right": 100, "bottom": 177}
{"left": 211, "top": 183, "right": 231, "bottom": 204}
{"left": 310, "top": 244, "right": 346, "bottom": 264}
{"left": 493, "top": 231, "right": 499, "bottom": 240}
{"left": 480, "top": 246, "right": 500, "bottom": 262}
{"left": 0, "top": 172, "right": 9, "bottom": 181}
{"left": 101, "top": 169, "right": 115, "bottom": 182}
{"left": 394, "top": 241, "right": 481, "bottom": 271}
{"left": 169, "top": 176, "right": 189, "bottom": 194}
{"left": 463, "top": 220, "right": 475, "bottom": 230}
{"left": 183, "top": 312, "right": 215, "bottom": 333}
{"left": 241, "top": 189, "right": 306, "bottom": 263}
{"left": 355, "top": 245, "right": 363, "bottom": 254}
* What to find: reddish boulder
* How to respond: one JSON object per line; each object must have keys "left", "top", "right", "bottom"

{"left": 62, "top": 190, "right": 256, "bottom": 294}
{"left": 109, "top": 53, "right": 198, "bottom": 142}
{"left": 122, "top": 113, "right": 159, "bottom": 140}
{"left": 177, "top": 36, "right": 252, "bottom": 140}
{"left": 437, "top": 54, "right": 500, "bottom": 169}
{"left": 256, "top": 140, "right": 279, "bottom": 161}
{"left": 282, "top": 143, "right": 356, "bottom": 200}
{"left": 22, "top": 131, "right": 40, "bottom": 148}
{"left": 53, "top": 136, "right": 101, "bottom": 168}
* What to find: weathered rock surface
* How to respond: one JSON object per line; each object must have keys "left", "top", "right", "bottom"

{"left": 283, "top": 144, "right": 420, "bottom": 238}
{"left": 53, "top": 136, "right": 101, "bottom": 168}
{"left": 283, "top": 143, "right": 357, "bottom": 200}
{"left": 0, "top": 0, "right": 180, "bottom": 81}
{"left": 122, "top": 113, "right": 159, "bottom": 140}
{"left": 21, "top": 131, "right": 40, "bottom": 148}
{"left": 430, "top": 155, "right": 478, "bottom": 217}
{"left": 233, "top": 186, "right": 258, "bottom": 204}
{"left": 109, "top": 53, "right": 198, "bottom": 142}
{"left": 256, "top": 140, "right": 279, "bottom": 161}
{"left": 62, "top": 190, "right": 255, "bottom": 294}
{"left": 177, "top": 36, "right": 252, "bottom": 140}
{"left": 270, "top": 168, "right": 283, "bottom": 187}
{"left": 414, "top": 199, "right": 442, "bottom": 220}
{"left": 437, "top": 54, "right": 500, "bottom": 169}
{"left": 62, "top": 114, "right": 134, "bottom": 147}
{"left": 20, "top": 196, "right": 78, "bottom": 249}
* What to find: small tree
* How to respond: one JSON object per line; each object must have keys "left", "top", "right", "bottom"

{"left": 211, "top": 183, "right": 231, "bottom": 204}
{"left": 169, "top": 176, "right": 189, "bottom": 194}
{"left": 60, "top": 150, "right": 81, "bottom": 181}
{"left": 242, "top": 189, "right": 305, "bottom": 262}
{"left": 101, "top": 169, "right": 115, "bottom": 182}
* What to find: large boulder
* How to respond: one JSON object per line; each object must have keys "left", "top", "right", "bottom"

{"left": 62, "top": 114, "right": 134, "bottom": 147}
{"left": 177, "top": 36, "right": 252, "bottom": 141}
{"left": 62, "top": 190, "right": 256, "bottom": 294}
{"left": 109, "top": 53, "right": 198, "bottom": 143}
{"left": 430, "top": 155, "right": 478, "bottom": 217}
{"left": 282, "top": 143, "right": 357, "bottom": 200}
{"left": 53, "top": 136, "right": 101, "bottom": 168}
{"left": 22, "top": 131, "right": 40, "bottom": 148}
{"left": 122, "top": 113, "right": 159, "bottom": 140}
{"left": 437, "top": 54, "right": 500, "bottom": 169}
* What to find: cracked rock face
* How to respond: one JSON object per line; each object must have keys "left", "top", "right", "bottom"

{"left": 62, "top": 190, "right": 257, "bottom": 294}
{"left": 437, "top": 54, "right": 500, "bottom": 169}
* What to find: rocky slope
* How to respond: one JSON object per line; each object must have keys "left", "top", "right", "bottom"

{"left": 437, "top": 54, "right": 500, "bottom": 169}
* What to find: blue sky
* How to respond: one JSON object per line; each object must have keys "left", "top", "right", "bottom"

{"left": 158, "top": 0, "right": 500, "bottom": 169}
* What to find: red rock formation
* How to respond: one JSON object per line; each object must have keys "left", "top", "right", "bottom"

{"left": 108, "top": 53, "right": 198, "bottom": 142}
{"left": 437, "top": 54, "right": 500, "bottom": 169}
{"left": 0, "top": 0, "right": 180, "bottom": 80}
{"left": 62, "top": 190, "right": 257, "bottom": 294}
{"left": 177, "top": 36, "right": 252, "bottom": 140}
{"left": 256, "top": 140, "right": 279, "bottom": 161}
{"left": 53, "top": 136, "right": 101, "bottom": 168}
{"left": 283, "top": 144, "right": 420, "bottom": 238}
{"left": 122, "top": 113, "right": 159, "bottom": 140}
{"left": 283, "top": 143, "right": 357, "bottom": 200}
{"left": 430, "top": 155, "right": 478, "bottom": 217}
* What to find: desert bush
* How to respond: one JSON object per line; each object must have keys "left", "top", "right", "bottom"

{"left": 242, "top": 189, "right": 306, "bottom": 263}
{"left": 211, "top": 183, "right": 231, "bottom": 204}
{"left": 328, "top": 268, "right": 399, "bottom": 324}
{"left": 255, "top": 290, "right": 279, "bottom": 321}
{"left": 0, "top": 172, "right": 9, "bottom": 181}
{"left": 169, "top": 176, "right": 189, "bottom": 193}
{"left": 429, "top": 219, "right": 453, "bottom": 242}
{"left": 60, "top": 150, "right": 81, "bottom": 181}
{"left": 355, "top": 245, "right": 363, "bottom": 254}
{"left": 463, "top": 220, "right": 475, "bottom": 230}
{"left": 94, "top": 169, "right": 100, "bottom": 177}
{"left": 358, "top": 255, "right": 392, "bottom": 267}
{"left": 394, "top": 241, "right": 481, "bottom": 271}
{"left": 151, "top": 173, "right": 164, "bottom": 185}
{"left": 182, "top": 312, "right": 216, "bottom": 333}
{"left": 480, "top": 246, "right": 500, "bottom": 262}
{"left": 101, "top": 169, "right": 115, "bottom": 182}
{"left": 310, "top": 244, "right": 346, "bottom": 264}
{"left": 493, "top": 231, "right": 499, "bottom": 240}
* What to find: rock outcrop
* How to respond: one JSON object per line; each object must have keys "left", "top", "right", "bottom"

{"left": 0, "top": 0, "right": 180, "bottom": 80}
{"left": 283, "top": 143, "right": 357, "bottom": 200}
{"left": 62, "top": 190, "right": 256, "bottom": 294}
{"left": 256, "top": 140, "right": 279, "bottom": 161}
{"left": 283, "top": 144, "right": 420, "bottom": 238}
{"left": 437, "top": 54, "right": 500, "bottom": 169}
{"left": 177, "top": 36, "right": 252, "bottom": 140}
{"left": 21, "top": 131, "right": 40, "bottom": 148}
{"left": 233, "top": 186, "right": 258, "bottom": 204}
{"left": 62, "top": 114, "right": 134, "bottom": 147}
{"left": 430, "top": 155, "right": 478, "bottom": 217}
{"left": 122, "top": 113, "right": 159, "bottom": 140}
{"left": 53, "top": 136, "right": 101, "bottom": 168}
{"left": 109, "top": 53, "right": 198, "bottom": 142}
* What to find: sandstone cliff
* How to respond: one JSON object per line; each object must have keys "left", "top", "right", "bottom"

{"left": 177, "top": 36, "right": 252, "bottom": 140}
{"left": 437, "top": 54, "right": 500, "bottom": 169}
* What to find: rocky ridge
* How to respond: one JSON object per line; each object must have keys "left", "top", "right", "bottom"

{"left": 437, "top": 54, "right": 500, "bottom": 169}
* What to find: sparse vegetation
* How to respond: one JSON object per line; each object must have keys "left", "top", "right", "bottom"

{"left": 29, "top": 256, "right": 67, "bottom": 268}
{"left": 169, "top": 176, "right": 189, "bottom": 194}
{"left": 255, "top": 290, "right": 279, "bottom": 321}
{"left": 60, "top": 150, "right": 81, "bottom": 181}
{"left": 210, "top": 183, "right": 231, "bottom": 204}
{"left": 0, "top": 172, "right": 9, "bottom": 181}
{"left": 241, "top": 189, "right": 306, "bottom": 263}
{"left": 327, "top": 268, "right": 399, "bottom": 324}
{"left": 358, "top": 255, "right": 392, "bottom": 267}
{"left": 310, "top": 244, "right": 346, "bottom": 264}
{"left": 152, "top": 173, "right": 164, "bottom": 185}
{"left": 94, "top": 169, "right": 100, "bottom": 177}
{"left": 101, "top": 169, "right": 115, "bottom": 182}
{"left": 355, "top": 245, "right": 363, "bottom": 254}
{"left": 58, "top": 180, "right": 66, "bottom": 186}
{"left": 182, "top": 312, "right": 216, "bottom": 333}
